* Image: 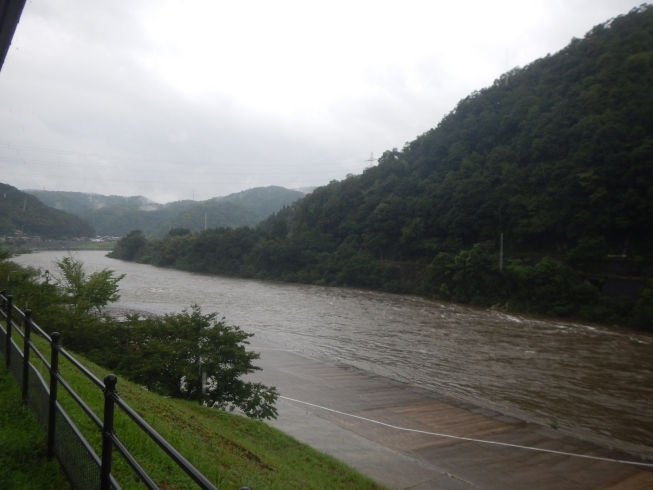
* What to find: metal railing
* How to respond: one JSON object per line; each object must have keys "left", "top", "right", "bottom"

{"left": 0, "top": 290, "right": 222, "bottom": 490}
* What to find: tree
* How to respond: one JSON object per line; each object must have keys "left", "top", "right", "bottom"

{"left": 109, "top": 230, "right": 147, "bottom": 261}
{"left": 27, "top": 256, "right": 278, "bottom": 419}
{"left": 270, "top": 218, "right": 288, "bottom": 240}
{"left": 117, "top": 305, "right": 278, "bottom": 420}
{"left": 54, "top": 255, "right": 125, "bottom": 314}
{"left": 168, "top": 227, "right": 191, "bottom": 237}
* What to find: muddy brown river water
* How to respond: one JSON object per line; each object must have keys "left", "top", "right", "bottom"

{"left": 13, "top": 250, "right": 653, "bottom": 461}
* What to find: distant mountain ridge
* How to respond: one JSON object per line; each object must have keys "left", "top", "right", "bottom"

{"left": 0, "top": 183, "right": 95, "bottom": 238}
{"left": 22, "top": 191, "right": 159, "bottom": 216}
{"left": 26, "top": 186, "right": 305, "bottom": 237}
{"left": 212, "top": 186, "right": 305, "bottom": 218}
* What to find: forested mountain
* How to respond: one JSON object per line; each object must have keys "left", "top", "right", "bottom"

{"left": 0, "top": 183, "right": 95, "bottom": 238}
{"left": 282, "top": 5, "right": 653, "bottom": 261}
{"left": 26, "top": 186, "right": 305, "bottom": 237}
{"left": 111, "top": 7, "right": 653, "bottom": 329}
{"left": 214, "top": 186, "right": 304, "bottom": 218}
{"left": 147, "top": 200, "right": 263, "bottom": 237}
{"left": 25, "top": 190, "right": 159, "bottom": 216}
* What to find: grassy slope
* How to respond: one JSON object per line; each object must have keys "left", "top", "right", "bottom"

{"left": 4, "top": 336, "right": 384, "bottom": 490}
{"left": 0, "top": 368, "right": 70, "bottom": 490}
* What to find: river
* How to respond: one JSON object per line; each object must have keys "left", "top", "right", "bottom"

{"left": 12, "top": 250, "right": 653, "bottom": 461}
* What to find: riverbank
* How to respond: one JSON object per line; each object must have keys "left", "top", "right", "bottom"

{"left": 0, "top": 340, "right": 384, "bottom": 490}
{"left": 247, "top": 335, "right": 653, "bottom": 489}
{"left": 11, "top": 251, "right": 653, "bottom": 479}
{"left": 109, "top": 229, "right": 653, "bottom": 332}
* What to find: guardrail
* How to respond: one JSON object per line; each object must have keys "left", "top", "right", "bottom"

{"left": 0, "top": 290, "right": 227, "bottom": 490}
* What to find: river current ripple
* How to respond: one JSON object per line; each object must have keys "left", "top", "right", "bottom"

{"left": 14, "top": 251, "right": 653, "bottom": 460}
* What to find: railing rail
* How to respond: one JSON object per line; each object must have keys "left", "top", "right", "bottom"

{"left": 0, "top": 290, "right": 221, "bottom": 490}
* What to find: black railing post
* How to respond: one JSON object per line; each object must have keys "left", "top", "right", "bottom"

{"left": 5, "top": 294, "right": 13, "bottom": 368}
{"left": 22, "top": 309, "right": 32, "bottom": 403}
{"left": 101, "top": 374, "right": 117, "bottom": 490}
{"left": 47, "top": 332, "right": 60, "bottom": 460}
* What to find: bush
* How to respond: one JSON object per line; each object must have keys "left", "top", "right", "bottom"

{"left": 1, "top": 256, "right": 278, "bottom": 420}
{"left": 113, "top": 306, "right": 278, "bottom": 420}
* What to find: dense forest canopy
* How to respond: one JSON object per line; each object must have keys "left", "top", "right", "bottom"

{"left": 111, "top": 6, "right": 653, "bottom": 330}
{"left": 0, "top": 183, "right": 95, "bottom": 238}
{"left": 289, "top": 5, "right": 653, "bottom": 260}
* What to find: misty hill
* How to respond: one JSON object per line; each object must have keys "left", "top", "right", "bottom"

{"left": 112, "top": 6, "right": 653, "bottom": 329}
{"left": 0, "top": 183, "right": 95, "bottom": 238}
{"left": 26, "top": 186, "right": 305, "bottom": 237}
{"left": 25, "top": 190, "right": 159, "bottom": 216}
{"left": 213, "top": 186, "right": 304, "bottom": 218}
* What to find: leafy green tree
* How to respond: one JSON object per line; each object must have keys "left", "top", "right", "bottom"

{"left": 168, "top": 227, "right": 191, "bottom": 237}
{"left": 629, "top": 279, "right": 653, "bottom": 332}
{"left": 423, "top": 242, "right": 506, "bottom": 304}
{"left": 116, "top": 306, "right": 278, "bottom": 420}
{"left": 109, "top": 230, "right": 147, "bottom": 261}
{"left": 53, "top": 255, "right": 125, "bottom": 314}
{"left": 506, "top": 257, "right": 601, "bottom": 316}
{"left": 566, "top": 236, "right": 609, "bottom": 270}
{"left": 270, "top": 218, "right": 288, "bottom": 240}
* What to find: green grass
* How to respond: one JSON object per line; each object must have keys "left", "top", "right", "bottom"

{"left": 0, "top": 367, "right": 71, "bottom": 490}
{"left": 6, "top": 335, "right": 385, "bottom": 490}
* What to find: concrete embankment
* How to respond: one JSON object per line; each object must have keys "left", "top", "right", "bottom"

{"left": 248, "top": 336, "right": 653, "bottom": 490}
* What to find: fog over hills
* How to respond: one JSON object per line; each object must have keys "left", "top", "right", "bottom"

{"left": 26, "top": 186, "right": 305, "bottom": 237}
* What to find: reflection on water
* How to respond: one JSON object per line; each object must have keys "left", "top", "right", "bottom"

{"left": 14, "top": 251, "right": 653, "bottom": 459}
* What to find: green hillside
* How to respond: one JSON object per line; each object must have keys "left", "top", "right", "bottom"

{"left": 0, "top": 183, "right": 95, "bottom": 238}
{"left": 110, "top": 7, "right": 653, "bottom": 329}
{"left": 84, "top": 200, "right": 194, "bottom": 237}
{"left": 26, "top": 187, "right": 305, "bottom": 237}
{"left": 25, "top": 190, "right": 158, "bottom": 216}
{"left": 276, "top": 5, "right": 653, "bottom": 261}
{"left": 215, "top": 185, "right": 305, "bottom": 217}
{"left": 152, "top": 201, "right": 257, "bottom": 235}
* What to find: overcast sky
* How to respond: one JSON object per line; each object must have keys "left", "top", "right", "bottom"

{"left": 0, "top": 0, "right": 643, "bottom": 203}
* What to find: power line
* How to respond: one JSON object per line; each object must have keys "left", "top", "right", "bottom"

{"left": 3, "top": 142, "right": 182, "bottom": 163}
{"left": 365, "top": 152, "right": 377, "bottom": 167}
{"left": 0, "top": 155, "right": 349, "bottom": 176}
{"left": 0, "top": 121, "right": 142, "bottom": 143}
{"left": 0, "top": 169, "right": 344, "bottom": 187}
{"left": 1, "top": 143, "right": 370, "bottom": 168}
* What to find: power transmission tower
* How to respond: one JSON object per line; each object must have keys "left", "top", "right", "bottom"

{"left": 365, "top": 152, "right": 377, "bottom": 167}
